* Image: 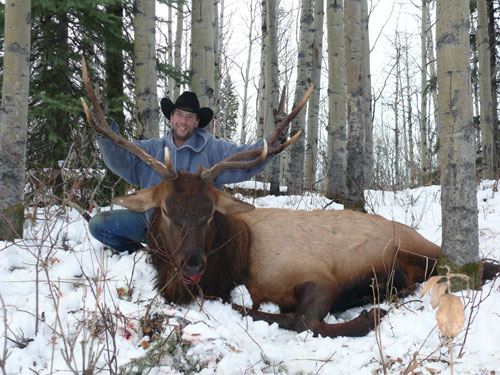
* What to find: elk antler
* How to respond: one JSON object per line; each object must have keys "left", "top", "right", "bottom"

{"left": 80, "top": 56, "right": 178, "bottom": 180}
{"left": 199, "top": 84, "right": 314, "bottom": 183}
{"left": 268, "top": 84, "right": 314, "bottom": 146}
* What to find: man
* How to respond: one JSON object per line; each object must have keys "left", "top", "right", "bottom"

{"left": 89, "top": 91, "right": 279, "bottom": 252}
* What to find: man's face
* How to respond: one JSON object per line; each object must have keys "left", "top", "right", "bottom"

{"left": 171, "top": 108, "right": 199, "bottom": 144}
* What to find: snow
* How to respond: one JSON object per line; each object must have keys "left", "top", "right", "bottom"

{"left": 1, "top": 181, "right": 499, "bottom": 374}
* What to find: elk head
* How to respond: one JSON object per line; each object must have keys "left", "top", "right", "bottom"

{"left": 80, "top": 56, "right": 313, "bottom": 284}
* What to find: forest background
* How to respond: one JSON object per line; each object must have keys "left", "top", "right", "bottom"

{"left": 0, "top": 0, "right": 499, "bottom": 307}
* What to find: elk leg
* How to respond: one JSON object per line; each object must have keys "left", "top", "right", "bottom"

{"left": 233, "top": 281, "right": 386, "bottom": 338}
{"left": 231, "top": 303, "right": 298, "bottom": 330}
{"left": 293, "top": 281, "right": 386, "bottom": 338}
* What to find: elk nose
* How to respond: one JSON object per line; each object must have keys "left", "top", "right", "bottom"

{"left": 182, "top": 252, "right": 205, "bottom": 278}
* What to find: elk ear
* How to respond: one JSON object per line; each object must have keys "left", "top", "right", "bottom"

{"left": 215, "top": 190, "right": 255, "bottom": 215}
{"left": 112, "top": 183, "right": 166, "bottom": 212}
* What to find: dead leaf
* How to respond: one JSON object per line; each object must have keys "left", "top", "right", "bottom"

{"left": 430, "top": 283, "right": 448, "bottom": 309}
{"left": 140, "top": 340, "right": 150, "bottom": 349}
{"left": 435, "top": 294, "right": 465, "bottom": 337}
{"left": 116, "top": 287, "right": 129, "bottom": 298}
{"left": 425, "top": 366, "right": 440, "bottom": 374}
{"left": 420, "top": 276, "right": 445, "bottom": 297}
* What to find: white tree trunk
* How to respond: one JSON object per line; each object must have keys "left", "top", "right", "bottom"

{"left": 361, "top": 0, "right": 373, "bottom": 188}
{"left": 420, "top": 0, "right": 429, "bottom": 182}
{"left": 326, "top": 0, "right": 347, "bottom": 202}
{"left": 134, "top": 0, "right": 160, "bottom": 138}
{"left": 477, "top": 0, "right": 495, "bottom": 178}
{"left": 256, "top": 0, "right": 267, "bottom": 141}
{"left": 0, "top": 0, "right": 31, "bottom": 240}
{"left": 214, "top": 0, "right": 223, "bottom": 138}
{"left": 304, "top": 0, "right": 324, "bottom": 190}
{"left": 287, "top": 0, "right": 314, "bottom": 195}
{"left": 263, "top": 0, "right": 281, "bottom": 195}
{"left": 344, "top": 0, "right": 365, "bottom": 209}
{"left": 426, "top": 9, "right": 438, "bottom": 174}
{"left": 437, "top": 0, "right": 479, "bottom": 265}
{"left": 191, "top": 0, "right": 216, "bottom": 130}
{"left": 173, "top": 2, "right": 184, "bottom": 99}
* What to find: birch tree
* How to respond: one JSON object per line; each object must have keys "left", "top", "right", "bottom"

{"left": 287, "top": 0, "right": 314, "bottom": 195}
{"left": 477, "top": 0, "right": 496, "bottom": 178}
{"left": 437, "top": 0, "right": 479, "bottom": 265}
{"left": 134, "top": 0, "right": 160, "bottom": 138}
{"left": 191, "top": 0, "right": 216, "bottom": 127}
{"left": 0, "top": 0, "right": 31, "bottom": 240}
{"left": 325, "top": 0, "right": 347, "bottom": 202}
{"left": 304, "top": 0, "right": 324, "bottom": 190}
{"left": 344, "top": 0, "right": 365, "bottom": 209}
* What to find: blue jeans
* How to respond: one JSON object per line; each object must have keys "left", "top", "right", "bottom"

{"left": 89, "top": 209, "right": 149, "bottom": 252}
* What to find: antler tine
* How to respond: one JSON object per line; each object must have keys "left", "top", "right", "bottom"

{"left": 200, "top": 142, "right": 268, "bottom": 183}
{"left": 268, "top": 129, "right": 302, "bottom": 155}
{"left": 268, "top": 83, "right": 314, "bottom": 145}
{"left": 80, "top": 56, "right": 178, "bottom": 180}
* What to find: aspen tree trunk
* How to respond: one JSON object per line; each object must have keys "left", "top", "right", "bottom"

{"left": 472, "top": 39, "right": 482, "bottom": 152}
{"left": 344, "top": 0, "right": 365, "bottom": 209}
{"left": 487, "top": 0, "right": 499, "bottom": 163}
{"left": 287, "top": 0, "right": 314, "bottom": 195}
{"left": 420, "top": 0, "right": 429, "bottom": 183}
{"left": 191, "top": 0, "right": 216, "bottom": 129}
{"left": 213, "top": 0, "right": 223, "bottom": 138}
{"left": 437, "top": 0, "right": 479, "bottom": 265}
{"left": 399, "top": 55, "right": 409, "bottom": 187}
{"left": 405, "top": 46, "right": 416, "bottom": 185}
{"left": 134, "top": 0, "right": 160, "bottom": 138}
{"left": 304, "top": 0, "right": 324, "bottom": 191}
{"left": 168, "top": 4, "right": 174, "bottom": 97}
{"left": 394, "top": 44, "right": 400, "bottom": 189}
{"left": 240, "top": 0, "right": 258, "bottom": 145}
{"left": 173, "top": 2, "right": 183, "bottom": 99}
{"left": 0, "top": 0, "right": 31, "bottom": 240}
{"left": 263, "top": 0, "right": 281, "bottom": 195}
{"left": 256, "top": 0, "right": 267, "bottom": 141}
{"left": 361, "top": 0, "right": 373, "bottom": 188}
{"left": 326, "top": 0, "right": 347, "bottom": 202}
{"left": 477, "top": 0, "right": 495, "bottom": 179}
{"left": 426, "top": 10, "right": 438, "bottom": 173}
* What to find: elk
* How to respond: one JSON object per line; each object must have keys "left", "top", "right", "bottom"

{"left": 81, "top": 58, "right": 442, "bottom": 338}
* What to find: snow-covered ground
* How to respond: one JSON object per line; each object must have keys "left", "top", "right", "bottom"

{"left": 1, "top": 181, "right": 499, "bottom": 374}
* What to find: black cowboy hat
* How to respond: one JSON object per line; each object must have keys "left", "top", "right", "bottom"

{"left": 160, "top": 91, "right": 214, "bottom": 128}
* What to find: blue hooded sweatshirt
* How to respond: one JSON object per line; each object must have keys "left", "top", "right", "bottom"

{"left": 96, "top": 120, "right": 274, "bottom": 191}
